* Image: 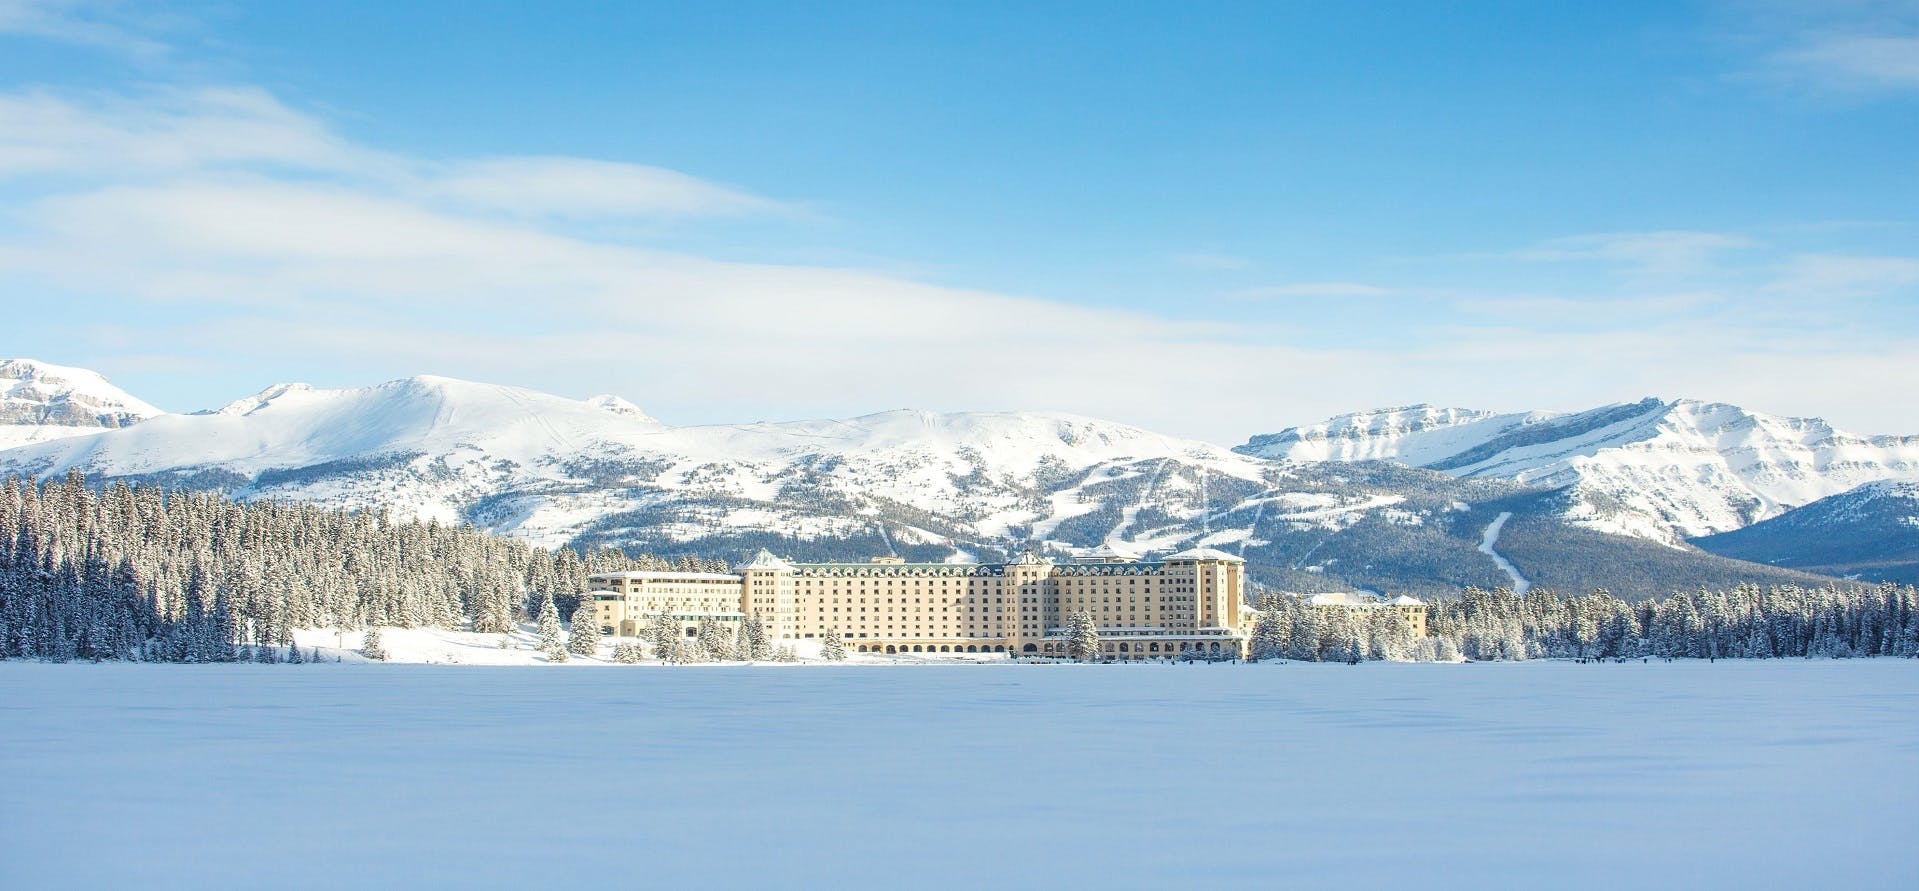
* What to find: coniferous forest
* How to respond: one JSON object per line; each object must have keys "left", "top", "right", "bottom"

{"left": 0, "top": 473, "right": 724, "bottom": 662}
{"left": 1247, "top": 581, "right": 1919, "bottom": 663}
{"left": 4, "top": 472, "right": 1916, "bottom": 664}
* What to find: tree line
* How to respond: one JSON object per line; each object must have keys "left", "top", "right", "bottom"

{"left": 7, "top": 472, "right": 1916, "bottom": 665}
{"left": 1250, "top": 582, "right": 1919, "bottom": 663}
{"left": 0, "top": 473, "right": 722, "bottom": 663}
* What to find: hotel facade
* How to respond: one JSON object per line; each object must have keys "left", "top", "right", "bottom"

{"left": 587, "top": 546, "right": 1252, "bottom": 660}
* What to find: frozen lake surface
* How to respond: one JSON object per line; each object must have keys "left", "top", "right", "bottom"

{"left": 3, "top": 660, "right": 1915, "bottom": 890}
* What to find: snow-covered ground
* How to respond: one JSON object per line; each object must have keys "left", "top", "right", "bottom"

{"left": 289, "top": 624, "right": 1003, "bottom": 665}
{"left": 2, "top": 661, "right": 1913, "bottom": 889}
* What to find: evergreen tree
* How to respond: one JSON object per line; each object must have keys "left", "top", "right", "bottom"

{"left": 537, "top": 593, "right": 566, "bottom": 662}
{"left": 1250, "top": 594, "right": 1286, "bottom": 661}
{"left": 360, "top": 626, "right": 386, "bottom": 662}
{"left": 821, "top": 629, "right": 847, "bottom": 661}
{"left": 648, "top": 613, "right": 683, "bottom": 663}
{"left": 696, "top": 616, "right": 733, "bottom": 661}
{"left": 742, "top": 612, "right": 770, "bottom": 660}
{"left": 1064, "top": 610, "right": 1099, "bottom": 661}
{"left": 5, "top": 473, "right": 1915, "bottom": 667}
{"left": 567, "top": 601, "right": 600, "bottom": 657}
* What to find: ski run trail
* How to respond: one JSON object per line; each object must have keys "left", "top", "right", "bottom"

{"left": 1478, "top": 511, "right": 1532, "bottom": 595}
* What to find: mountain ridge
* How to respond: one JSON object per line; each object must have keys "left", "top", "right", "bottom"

{"left": 0, "top": 361, "right": 1876, "bottom": 598}
{"left": 1236, "top": 397, "right": 1919, "bottom": 544}
{"left": 1693, "top": 480, "right": 1919, "bottom": 585}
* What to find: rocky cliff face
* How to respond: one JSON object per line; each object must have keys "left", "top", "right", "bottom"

{"left": 0, "top": 359, "right": 163, "bottom": 450}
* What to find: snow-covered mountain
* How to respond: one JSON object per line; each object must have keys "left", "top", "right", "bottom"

{"left": 0, "top": 358, "right": 163, "bottom": 451}
{"left": 1694, "top": 480, "right": 1919, "bottom": 585}
{"left": 1238, "top": 398, "right": 1919, "bottom": 545}
{"left": 0, "top": 363, "right": 1850, "bottom": 597}
{"left": 0, "top": 373, "right": 1284, "bottom": 555}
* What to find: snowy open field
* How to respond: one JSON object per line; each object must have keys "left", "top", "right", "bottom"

{"left": 3, "top": 661, "right": 1914, "bottom": 890}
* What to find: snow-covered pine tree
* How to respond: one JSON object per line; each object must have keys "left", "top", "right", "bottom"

{"left": 568, "top": 601, "right": 600, "bottom": 658}
{"left": 537, "top": 593, "right": 567, "bottom": 662}
{"left": 821, "top": 630, "right": 847, "bottom": 661}
{"left": 696, "top": 617, "right": 733, "bottom": 661}
{"left": 1064, "top": 610, "right": 1099, "bottom": 661}
{"left": 612, "top": 641, "right": 643, "bottom": 663}
{"left": 1250, "top": 594, "right": 1285, "bottom": 661}
{"left": 360, "top": 626, "right": 387, "bottom": 662}
{"left": 742, "top": 612, "right": 770, "bottom": 660}
{"left": 648, "top": 613, "right": 683, "bottom": 663}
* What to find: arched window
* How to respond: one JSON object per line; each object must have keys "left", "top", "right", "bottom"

{"left": 1022, "top": 643, "right": 1037, "bottom": 653}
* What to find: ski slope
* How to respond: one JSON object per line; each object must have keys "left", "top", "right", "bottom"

{"left": 1, "top": 661, "right": 1913, "bottom": 890}
{"left": 1478, "top": 511, "right": 1532, "bottom": 595}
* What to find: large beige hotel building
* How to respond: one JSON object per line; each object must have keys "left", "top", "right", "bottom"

{"left": 587, "top": 545, "right": 1253, "bottom": 660}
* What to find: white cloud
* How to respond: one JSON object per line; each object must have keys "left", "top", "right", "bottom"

{"left": 0, "top": 87, "right": 791, "bottom": 221}
{"left": 1772, "top": 33, "right": 1919, "bottom": 89}
{"left": 0, "top": 87, "right": 371, "bottom": 177}
{"left": 0, "top": 0, "right": 168, "bottom": 60}
{"left": 1, "top": 83, "right": 1915, "bottom": 441}
{"left": 1730, "top": 1, "right": 1919, "bottom": 94}
{"left": 1767, "top": 253, "right": 1919, "bottom": 297}
{"left": 423, "top": 157, "right": 792, "bottom": 220}
{"left": 1454, "top": 291, "right": 1721, "bottom": 322}
{"left": 1232, "top": 282, "right": 1398, "bottom": 298}
{"left": 1512, "top": 231, "right": 1754, "bottom": 278}
{"left": 1169, "top": 252, "right": 1251, "bottom": 271}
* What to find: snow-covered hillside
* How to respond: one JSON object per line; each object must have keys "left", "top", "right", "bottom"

{"left": 0, "top": 372, "right": 1306, "bottom": 559}
{"left": 1694, "top": 480, "right": 1919, "bottom": 584}
{"left": 0, "top": 362, "right": 1865, "bottom": 595}
{"left": 1239, "top": 398, "right": 1919, "bottom": 544}
{"left": 0, "top": 358, "right": 162, "bottom": 450}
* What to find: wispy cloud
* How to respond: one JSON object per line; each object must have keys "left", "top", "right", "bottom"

{"left": 1232, "top": 282, "right": 1398, "bottom": 299}
{"left": 0, "top": 0, "right": 169, "bottom": 60}
{"left": 1771, "top": 33, "right": 1919, "bottom": 90}
{"left": 1510, "top": 231, "right": 1754, "bottom": 278}
{"left": 0, "top": 86, "right": 375, "bottom": 177}
{"left": 0, "top": 86, "right": 795, "bottom": 220}
{"left": 1728, "top": 0, "right": 1919, "bottom": 95}
{"left": 1169, "top": 252, "right": 1252, "bottom": 271}
{"left": 423, "top": 157, "right": 788, "bottom": 220}
{"left": 1767, "top": 253, "right": 1919, "bottom": 297}
{"left": 0, "top": 74, "right": 1913, "bottom": 439}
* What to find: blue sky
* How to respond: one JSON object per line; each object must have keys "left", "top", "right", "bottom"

{"left": 0, "top": 0, "right": 1915, "bottom": 442}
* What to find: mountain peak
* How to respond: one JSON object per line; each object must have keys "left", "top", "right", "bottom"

{"left": 0, "top": 358, "right": 162, "bottom": 428}
{"left": 212, "top": 382, "right": 319, "bottom": 416}
{"left": 584, "top": 394, "right": 656, "bottom": 424}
